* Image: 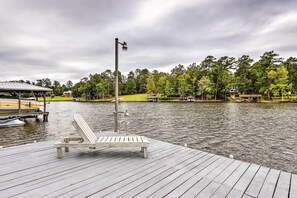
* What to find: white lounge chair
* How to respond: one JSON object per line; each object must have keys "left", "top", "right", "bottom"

{"left": 54, "top": 114, "right": 149, "bottom": 158}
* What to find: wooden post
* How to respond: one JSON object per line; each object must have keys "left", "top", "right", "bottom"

{"left": 143, "top": 147, "right": 148, "bottom": 159}
{"left": 35, "top": 93, "right": 38, "bottom": 101}
{"left": 18, "top": 92, "right": 21, "bottom": 114}
{"left": 43, "top": 92, "right": 47, "bottom": 121}
{"left": 57, "top": 148, "right": 63, "bottom": 158}
{"left": 65, "top": 138, "right": 69, "bottom": 152}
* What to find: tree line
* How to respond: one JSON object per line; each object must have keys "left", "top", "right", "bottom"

{"left": 71, "top": 51, "right": 297, "bottom": 100}
{"left": 8, "top": 51, "right": 297, "bottom": 100}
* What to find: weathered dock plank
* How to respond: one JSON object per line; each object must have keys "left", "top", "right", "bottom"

{"left": 178, "top": 157, "right": 229, "bottom": 197}
{"left": 97, "top": 150, "right": 204, "bottom": 197}
{"left": 196, "top": 160, "right": 242, "bottom": 197}
{"left": 164, "top": 155, "right": 219, "bottom": 197}
{"left": 245, "top": 166, "right": 270, "bottom": 197}
{"left": 151, "top": 157, "right": 233, "bottom": 197}
{"left": 73, "top": 146, "right": 198, "bottom": 197}
{"left": 290, "top": 174, "right": 297, "bottom": 198}
{"left": 211, "top": 162, "right": 251, "bottom": 197}
{"left": 258, "top": 169, "right": 281, "bottom": 198}
{"left": 113, "top": 151, "right": 206, "bottom": 197}
{"left": 273, "top": 171, "right": 291, "bottom": 198}
{"left": 143, "top": 153, "right": 214, "bottom": 197}
{"left": 0, "top": 138, "right": 295, "bottom": 198}
{"left": 226, "top": 163, "right": 260, "bottom": 197}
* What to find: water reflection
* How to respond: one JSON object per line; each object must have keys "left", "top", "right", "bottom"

{"left": 0, "top": 102, "right": 296, "bottom": 174}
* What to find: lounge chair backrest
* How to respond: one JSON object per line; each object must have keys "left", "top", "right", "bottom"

{"left": 73, "top": 114, "right": 97, "bottom": 144}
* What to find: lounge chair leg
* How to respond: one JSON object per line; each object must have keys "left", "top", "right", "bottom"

{"left": 143, "top": 147, "right": 148, "bottom": 159}
{"left": 65, "top": 138, "right": 69, "bottom": 152}
{"left": 57, "top": 147, "right": 63, "bottom": 158}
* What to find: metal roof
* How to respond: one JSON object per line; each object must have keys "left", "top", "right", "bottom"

{"left": 0, "top": 82, "right": 52, "bottom": 92}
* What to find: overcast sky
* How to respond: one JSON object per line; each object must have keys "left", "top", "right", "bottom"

{"left": 1, "top": 0, "right": 297, "bottom": 84}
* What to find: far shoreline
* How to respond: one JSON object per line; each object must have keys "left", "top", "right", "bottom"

{"left": 40, "top": 97, "right": 297, "bottom": 104}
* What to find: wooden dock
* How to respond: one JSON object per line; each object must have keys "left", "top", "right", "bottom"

{"left": 0, "top": 139, "right": 296, "bottom": 197}
{"left": 0, "top": 111, "right": 49, "bottom": 121}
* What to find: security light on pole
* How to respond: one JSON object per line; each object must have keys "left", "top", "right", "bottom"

{"left": 114, "top": 38, "right": 128, "bottom": 132}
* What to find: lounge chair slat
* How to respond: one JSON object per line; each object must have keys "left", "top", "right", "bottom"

{"left": 106, "top": 137, "right": 112, "bottom": 143}
{"left": 73, "top": 114, "right": 97, "bottom": 144}
{"left": 137, "top": 136, "right": 141, "bottom": 143}
{"left": 102, "top": 137, "right": 108, "bottom": 143}
{"left": 97, "top": 136, "right": 104, "bottom": 143}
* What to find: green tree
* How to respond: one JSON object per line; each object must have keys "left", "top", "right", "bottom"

{"left": 66, "top": 80, "right": 73, "bottom": 90}
{"left": 146, "top": 74, "right": 155, "bottom": 95}
{"left": 268, "top": 66, "right": 291, "bottom": 101}
{"left": 251, "top": 51, "right": 282, "bottom": 99}
{"left": 101, "top": 70, "right": 114, "bottom": 97}
{"left": 234, "top": 55, "right": 253, "bottom": 94}
{"left": 36, "top": 78, "right": 51, "bottom": 88}
{"left": 96, "top": 83, "right": 105, "bottom": 98}
{"left": 125, "top": 78, "right": 137, "bottom": 94}
{"left": 156, "top": 76, "right": 167, "bottom": 96}
{"left": 136, "top": 69, "right": 149, "bottom": 93}
{"left": 170, "top": 64, "right": 185, "bottom": 96}
{"left": 165, "top": 80, "right": 173, "bottom": 97}
{"left": 52, "top": 80, "right": 61, "bottom": 96}
{"left": 211, "top": 56, "right": 235, "bottom": 100}
{"left": 186, "top": 63, "right": 202, "bottom": 98}
{"left": 178, "top": 73, "right": 191, "bottom": 98}
{"left": 283, "top": 57, "right": 297, "bottom": 92}
{"left": 198, "top": 76, "right": 213, "bottom": 100}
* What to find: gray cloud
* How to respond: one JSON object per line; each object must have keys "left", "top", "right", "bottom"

{"left": 0, "top": 0, "right": 297, "bottom": 84}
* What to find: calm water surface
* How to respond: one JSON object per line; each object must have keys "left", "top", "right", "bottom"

{"left": 1, "top": 102, "right": 296, "bottom": 174}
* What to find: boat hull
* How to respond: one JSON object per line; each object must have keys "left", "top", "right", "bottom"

{"left": 0, "top": 119, "right": 26, "bottom": 128}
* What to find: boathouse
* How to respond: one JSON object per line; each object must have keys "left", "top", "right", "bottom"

{"left": 63, "top": 90, "right": 72, "bottom": 97}
{"left": 147, "top": 95, "right": 158, "bottom": 102}
{"left": 182, "top": 96, "right": 195, "bottom": 102}
{"left": 0, "top": 82, "right": 52, "bottom": 121}
{"left": 239, "top": 94, "right": 262, "bottom": 102}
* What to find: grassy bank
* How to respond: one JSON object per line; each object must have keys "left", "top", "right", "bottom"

{"left": 93, "top": 94, "right": 148, "bottom": 102}
{"left": 120, "top": 94, "right": 148, "bottom": 101}
{"left": 38, "top": 96, "right": 73, "bottom": 101}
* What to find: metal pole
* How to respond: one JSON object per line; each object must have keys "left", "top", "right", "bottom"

{"left": 43, "top": 92, "right": 47, "bottom": 121}
{"left": 115, "top": 38, "right": 119, "bottom": 132}
{"left": 18, "top": 92, "right": 21, "bottom": 114}
{"left": 43, "top": 92, "right": 46, "bottom": 112}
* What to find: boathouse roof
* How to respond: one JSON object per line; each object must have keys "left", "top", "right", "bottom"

{"left": 0, "top": 82, "right": 52, "bottom": 92}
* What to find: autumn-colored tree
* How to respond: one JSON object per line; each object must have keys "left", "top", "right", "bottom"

{"left": 268, "top": 66, "right": 292, "bottom": 101}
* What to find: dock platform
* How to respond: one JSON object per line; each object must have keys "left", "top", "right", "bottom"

{"left": 0, "top": 111, "right": 49, "bottom": 121}
{"left": 0, "top": 139, "right": 296, "bottom": 197}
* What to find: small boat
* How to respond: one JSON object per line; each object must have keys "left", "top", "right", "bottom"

{"left": 0, "top": 117, "right": 26, "bottom": 128}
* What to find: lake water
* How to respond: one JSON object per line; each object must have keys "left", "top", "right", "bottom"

{"left": 1, "top": 102, "right": 296, "bottom": 174}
